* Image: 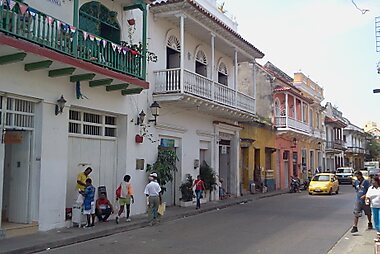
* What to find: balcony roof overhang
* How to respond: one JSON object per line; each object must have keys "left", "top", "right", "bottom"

{"left": 0, "top": 34, "right": 149, "bottom": 94}
{"left": 325, "top": 116, "right": 347, "bottom": 128}
{"left": 153, "top": 93, "right": 257, "bottom": 122}
{"left": 150, "top": 0, "right": 264, "bottom": 61}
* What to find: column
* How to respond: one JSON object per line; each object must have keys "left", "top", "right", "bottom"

{"left": 301, "top": 101, "right": 304, "bottom": 123}
{"left": 179, "top": 14, "right": 185, "bottom": 93}
{"left": 211, "top": 33, "right": 215, "bottom": 100}
{"left": 285, "top": 93, "right": 289, "bottom": 127}
{"left": 293, "top": 97, "right": 297, "bottom": 120}
{"left": 141, "top": 4, "right": 148, "bottom": 79}
{"left": 72, "top": 0, "right": 79, "bottom": 57}
{"left": 234, "top": 49, "right": 238, "bottom": 106}
{"left": 0, "top": 97, "right": 6, "bottom": 236}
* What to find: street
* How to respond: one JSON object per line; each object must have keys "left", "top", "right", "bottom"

{"left": 37, "top": 185, "right": 355, "bottom": 254}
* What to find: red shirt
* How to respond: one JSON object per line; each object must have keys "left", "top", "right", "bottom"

{"left": 96, "top": 198, "right": 111, "bottom": 210}
{"left": 194, "top": 179, "right": 205, "bottom": 191}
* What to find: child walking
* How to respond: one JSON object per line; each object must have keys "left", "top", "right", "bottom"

{"left": 82, "top": 178, "right": 96, "bottom": 227}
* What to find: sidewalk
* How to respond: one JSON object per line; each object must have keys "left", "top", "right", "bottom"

{"left": 327, "top": 217, "right": 377, "bottom": 254}
{"left": 0, "top": 190, "right": 286, "bottom": 254}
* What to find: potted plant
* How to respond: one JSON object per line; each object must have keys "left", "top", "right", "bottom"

{"left": 146, "top": 146, "right": 178, "bottom": 193}
{"left": 179, "top": 174, "right": 194, "bottom": 206}
{"left": 200, "top": 161, "right": 217, "bottom": 201}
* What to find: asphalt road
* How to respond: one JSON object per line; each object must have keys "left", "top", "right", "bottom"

{"left": 38, "top": 185, "right": 355, "bottom": 254}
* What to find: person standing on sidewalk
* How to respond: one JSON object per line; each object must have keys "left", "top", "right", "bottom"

{"left": 192, "top": 175, "right": 206, "bottom": 209}
{"left": 81, "top": 178, "right": 96, "bottom": 228}
{"left": 116, "top": 175, "right": 134, "bottom": 224}
{"left": 352, "top": 171, "right": 372, "bottom": 234}
{"left": 144, "top": 173, "right": 161, "bottom": 225}
{"left": 366, "top": 176, "right": 380, "bottom": 241}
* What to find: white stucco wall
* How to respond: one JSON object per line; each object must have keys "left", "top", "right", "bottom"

{"left": 0, "top": 57, "right": 156, "bottom": 230}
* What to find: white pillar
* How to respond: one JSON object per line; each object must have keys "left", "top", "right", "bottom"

{"left": 179, "top": 14, "right": 186, "bottom": 94}
{"left": 293, "top": 97, "right": 297, "bottom": 120}
{"left": 234, "top": 49, "right": 238, "bottom": 106}
{"left": 301, "top": 101, "right": 304, "bottom": 122}
{"left": 285, "top": 93, "right": 289, "bottom": 127}
{"left": 0, "top": 97, "right": 6, "bottom": 237}
{"left": 211, "top": 33, "right": 215, "bottom": 100}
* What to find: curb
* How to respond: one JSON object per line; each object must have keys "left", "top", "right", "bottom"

{"left": 1, "top": 191, "right": 286, "bottom": 254}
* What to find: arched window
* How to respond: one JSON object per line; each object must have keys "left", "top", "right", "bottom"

{"left": 218, "top": 62, "right": 228, "bottom": 86}
{"left": 166, "top": 35, "right": 180, "bottom": 69}
{"left": 79, "top": 1, "right": 120, "bottom": 43}
{"left": 167, "top": 35, "right": 181, "bottom": 52}
{"left": 195, "top": 50, "right": 207, "bottom": 77}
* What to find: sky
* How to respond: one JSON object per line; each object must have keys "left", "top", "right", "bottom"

{"left": 221, "top": 0, "right": 380, "bottom": 128}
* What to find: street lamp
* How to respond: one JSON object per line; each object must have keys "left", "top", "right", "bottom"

{"left": 148, "top": 101, "right": 161, "bottom": 125}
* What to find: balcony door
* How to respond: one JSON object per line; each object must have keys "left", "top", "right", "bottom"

{"left": 195, "top": 50, "right": 208, "bottom": 78}
{"left": 79, "top": 1, "right": 121, "bottom": 44}
{"left": 218, "top": 62, "right": 228, "bottom": 86}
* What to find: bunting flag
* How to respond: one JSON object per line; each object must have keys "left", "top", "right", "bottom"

{"left": 8, "top": 0, "right": 16, "bottom": 10}
{"left": 82, "top": 31, "right": 88, "bottom": 40}
{"left": 101, "top": 40, "right": 107, "bottom": 48}
{"left": 69, "top": 25, "right": 76, "bottom": 33}
{"left": 56, "top": 20, "right": 61, "bottom": 27}
{"left": 95, "top": 37, "right": 101, "bottom": 45}
{"left": 130, "top": 50, "right": 138, "bottom": 55}
{"left": 18, "top": 3, "right": 28, "bottom": 15}
{"left": 116, "top": 45, "right": 122, "bottom": 53}
{"left": 122, "top": 49, "right": 127, "bottom": 55}
{"left": 111, "top": 43, "right": 117, "bottom": 51}
{"left": 88, "top": 34, "right": 95, "bottom": 41}
{"left": 46, "top": 16, "right": 54, "bottom": 25}
{"left": 28, "top": 8, "right": 37, "bottom": 17}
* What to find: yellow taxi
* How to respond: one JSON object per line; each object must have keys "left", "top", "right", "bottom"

{"left": 308, "top": 173, "right": 339, "bottom": 195}
{"left": 351, "top": 170, "right": 370, "bottom": 186}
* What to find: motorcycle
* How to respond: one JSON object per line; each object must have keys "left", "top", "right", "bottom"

{"left": 289, "top": 176, "right": 301, "bottom": 193}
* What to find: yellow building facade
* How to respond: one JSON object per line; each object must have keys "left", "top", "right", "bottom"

{"left": 240, "top": 123, "right": 277, "bottom": 192}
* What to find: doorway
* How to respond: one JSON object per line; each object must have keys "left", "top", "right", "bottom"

{"left": 283, "top": 151, "right": 289, "bottom": 189}
{"left": 254, "top": 149, "right": 261, "bottom": 187}
{"left": 293, "top": 152, "right": 298, "bottom": 177}
{"left": 219, "top": 140, "right": 231, "bottom": 194}
{"left": 241, "top": 147, "right": 249, "bottom": 192}
{"left": 2, "top": 130, "right": 32, "bottom": 224}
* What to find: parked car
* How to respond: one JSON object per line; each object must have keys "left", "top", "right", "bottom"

{"left": 368, "top": 168, "right": 380, "bottom": 179}
{"left": 351, "top": 170, "right": 370, "bottom": 186}
{"left": 308, "top": 173, "right": 339, "bottom": 195}
{"left": 335, "top": 167, "right": 354, "bottom": 184}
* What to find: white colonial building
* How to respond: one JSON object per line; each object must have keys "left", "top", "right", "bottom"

{"left": 0, "top": 0, "right": 157, "bottom": 237}
{"left": 148, "top": 0, "right": 263, "bottom": 205}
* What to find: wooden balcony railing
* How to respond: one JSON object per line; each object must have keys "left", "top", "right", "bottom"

{"left": 0, "top": 4, "right": 144, "bottom": 79}
{"left": 154, "top": 69, "right": 256, "bottom": 114}
{"left": 274, "top": 116, "right": 310, "bottom": 133}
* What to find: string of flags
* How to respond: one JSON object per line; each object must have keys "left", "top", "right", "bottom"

{"left": 0, "top": 0, "right": 140, "bottom": 55}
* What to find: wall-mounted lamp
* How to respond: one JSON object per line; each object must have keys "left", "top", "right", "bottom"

{"left": 55, "top": 95, "right": 67, "bottom": 115}
{"left": 136, "top": 110, "right": 146, "bottom": 126}
{"left": 148, "top": 101, "right": 161, "bottom": 125}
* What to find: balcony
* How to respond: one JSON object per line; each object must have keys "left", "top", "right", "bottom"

{"left": 154, "top": 69, "right": 256, "bottom": 118}
{"left": 0, "top": 4, "right": 144, "bottom": 80}
{"left": 274, "top": 116, "right": 310, "bottom": 134}
{"left": 346, "top": 146, "right": 366, "bottom": 154}
{"left": 325, "top": 140, "right": 346, "bottom": 153}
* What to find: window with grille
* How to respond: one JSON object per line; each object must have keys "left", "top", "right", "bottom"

{"left": 69, "top": 109, "right": 117, "bottom": 137}
{"left": 3, "top": 97, "right": 34, "bottom": 130}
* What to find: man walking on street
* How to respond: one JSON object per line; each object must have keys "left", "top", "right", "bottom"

{"left": 144, "top": 173, "right": 161, "bottom": 226}
{"left": 352, "top": 171, "right": 372, "bottom": 234}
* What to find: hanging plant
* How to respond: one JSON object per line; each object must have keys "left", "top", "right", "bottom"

{"left": 127, "top": 18, "right": 136, "bottom": 26}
